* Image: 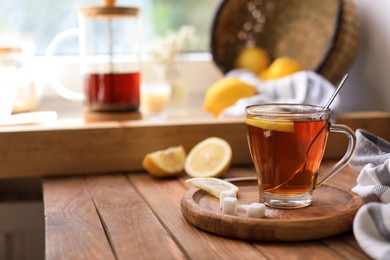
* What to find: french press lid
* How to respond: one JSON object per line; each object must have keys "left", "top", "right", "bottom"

{"left": 79, "top": 0, "right": 139, "bottom": 18}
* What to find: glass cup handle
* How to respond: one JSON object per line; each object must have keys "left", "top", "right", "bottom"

{"left": 315, "top": 124, "right": 357, "bottom": 188}
{"left": 45, "top": 28, "right": 85, "bottom": 102}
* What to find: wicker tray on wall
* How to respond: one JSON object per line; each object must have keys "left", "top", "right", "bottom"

{"left": 211, "top": 0, "right": 359, "bottom": 84}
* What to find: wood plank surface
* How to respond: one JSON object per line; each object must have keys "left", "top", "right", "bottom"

{"left": 43, "top": 163, "right": 369, "bottom": 259}
{"left": 43, "top": 177, "right": 115, "bottom": 260}
{"left": 252, "top": 241, "right": 346, "bottom": 260}
{"left": 127, "top": 173, "right": 265, "bottom": 259}
{"left": 0, "top": 111, "right": 389, "bottom": 179}
{"left": 85, "top": 174, "right": 185, "bottom": 259}
{"left": 321, "top": 233, "right": 371, "bottom": 259}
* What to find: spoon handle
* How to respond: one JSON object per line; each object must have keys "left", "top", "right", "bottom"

{"left": 324, "top": 74, "right": 349, "bottom": 110}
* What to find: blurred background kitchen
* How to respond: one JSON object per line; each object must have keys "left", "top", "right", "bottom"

{"left": 0, "top": 0, "right": 389, "bottom": 121}
{"left": 0, "top": 0, "right": 222, "bottom": 119}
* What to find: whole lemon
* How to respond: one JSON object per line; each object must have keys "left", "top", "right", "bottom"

{"left": 259, "top": 56, "right": 302, "bottom": 80}
{"left": 203, "top": 78, "right": 256, "bottom": 116}
{"left": 235, "top": 47, "right": 271, "bottom": 74}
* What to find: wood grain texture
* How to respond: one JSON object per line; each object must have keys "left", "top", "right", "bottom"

{"left": 0, "top": 118, "right": 249, "bottom": 179}
{"left": 43, "top": 177, "right": 115, "bottom": 260}
{"left": 85, "top": 174, "right": 185, "bottom": 259}
{"left": 43, "top": 164, "right": 369, "bottom": 259}
{"left": 127, "top": 173, "right": 265, "bottom": 259}
{"left": 181, "top": 178, "right": 364, "bottom": 241}
{"left": 321, "top": 233, "right": 371, "bottom": 259}
{"left": 252, "top": 241, "right": 345, "bottom": 260}
{"left": 0, "top": 112, "right": 388, "bottom": 179}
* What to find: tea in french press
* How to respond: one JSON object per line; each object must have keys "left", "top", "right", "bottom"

{"left": 79, "top": 0, "right": 141, "bottom": 113}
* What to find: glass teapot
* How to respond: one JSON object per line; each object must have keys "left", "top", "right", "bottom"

{"left": 46, "top": 0, "right": 141, "bottom": 113}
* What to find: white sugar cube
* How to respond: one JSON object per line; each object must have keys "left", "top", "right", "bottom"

{"left": 220, "top": 190, "right": 236, "bottom": 208}
{"left": 237, "top": 204, "right": 250, "bottom": 211}
{"left": 222, "top": 197, "right": 237, "bottom": 215}
{"left": 247, "top": 203, "right": 266, "bottom": 218}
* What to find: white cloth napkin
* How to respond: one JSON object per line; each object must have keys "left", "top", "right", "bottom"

{"left": 354, "top": 203, "right": 390, "bottom": 260}
{"left": 349, "top": 129, "right": 390, "bottom": 260}
{"left": 220, "top": 70, "right": 340, "bottom": 117}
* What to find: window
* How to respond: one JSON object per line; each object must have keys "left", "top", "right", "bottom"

{"left": 0, "top": 0, "right": 221, "bottom": 55}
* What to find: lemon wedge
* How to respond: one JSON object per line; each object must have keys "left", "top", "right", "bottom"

{"left": 185, "top": 177, "right": 239, "bottom": 198}
{"left": 142, "top": 146, "right": 186, "bottom": 177}
{"left": 246, "top": 118, "right": 294, "bottom": 133}
{"left": 184, "top": 137, "right": 232, "bottom": 178}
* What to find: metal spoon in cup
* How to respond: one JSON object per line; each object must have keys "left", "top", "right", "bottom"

{"left": 324, "top": 74, "right": 349, "bottom": 110}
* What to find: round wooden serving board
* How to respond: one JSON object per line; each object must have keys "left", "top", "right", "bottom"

{"left": 181, "top": 177, "right": 364, "bottom": 241}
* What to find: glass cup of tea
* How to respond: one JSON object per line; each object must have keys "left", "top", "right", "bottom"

{"left": 245, "top": 104, "right": 356, "bottom": 209}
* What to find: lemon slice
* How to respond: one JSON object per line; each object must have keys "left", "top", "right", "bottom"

{"left": 185, "top": 137, "right": 232, "bottom": 178}
{"left": 246, "top": 118, "right": 294, "bottom": 133}
{"left": 185, "top": 177, "right": 239, "bottom": 198}
{"left": 142, "top": 146, "right": 186, "bottom": 177}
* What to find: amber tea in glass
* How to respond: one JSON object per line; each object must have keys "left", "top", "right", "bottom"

{"left": 246, "top": 104, "right": 356, "bottom": 209}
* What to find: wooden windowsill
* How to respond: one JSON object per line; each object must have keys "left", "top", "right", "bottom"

{"left": 0, "top": 109, "right": 388, "bottom": 179}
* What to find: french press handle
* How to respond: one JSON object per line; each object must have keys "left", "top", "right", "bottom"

{"left": 45, "top": 28, "right": 85, "bottom": 102}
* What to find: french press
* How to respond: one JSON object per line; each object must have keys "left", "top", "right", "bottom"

{"left": 47, "top": 0, "right": 141, "bottom": 113}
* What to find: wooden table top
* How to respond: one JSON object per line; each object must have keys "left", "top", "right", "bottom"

{"left": 43, "top": 161, "right": 370, "bottom": 259}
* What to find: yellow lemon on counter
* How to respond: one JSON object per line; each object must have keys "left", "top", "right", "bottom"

{"left": 185, "top": 177, "right": 239, "bottom": 198}
{"left": 185, "top": 137, "right": 232, "bottom": 178}
{"left": 246, "top": 118, "right": 294, "bottom": 133}
{"left": 259, "top": 56, "right": 302, "bottom": 80}
{"left": 142, "top": 146, "right": 186, "bottom": 177}
{"left": 203, "top": 78, "right": 256, "bottom": 116}
{"left": 235, "top": 47, "right": 271, "bottom": 73}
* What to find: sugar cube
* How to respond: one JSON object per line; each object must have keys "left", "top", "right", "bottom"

{"left": 222, "top": 197, "right": 237, "bottom": 215}
{"left": 246, "top": 202, "right": 266, "bottom": 218}
{"left": 220, "top": 190, "right": 236, "bottom": 208}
